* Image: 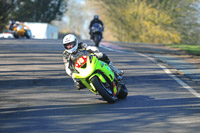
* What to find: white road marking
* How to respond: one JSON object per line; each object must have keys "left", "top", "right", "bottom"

{"left": 100, "top": 44, "right": 200, "bottom": 98}
{"left": 138, "top": 53, "right": 200, "bottom": 98}
{"left": 99, "top": 44, "right": 125, "bottom": 53}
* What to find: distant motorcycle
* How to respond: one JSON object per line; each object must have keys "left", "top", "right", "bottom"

{"left": 90, "top": 23, "right": 103, "bottom": 47}
{"left": 12, "top": 24, "right": 31, "bottom": 39}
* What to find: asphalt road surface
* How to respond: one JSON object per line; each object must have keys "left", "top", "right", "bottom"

{"left": 0, "top": 39, "right": 200, "bottom": 133}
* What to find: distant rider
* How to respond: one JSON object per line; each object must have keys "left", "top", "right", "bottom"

{"left": 62, "top": 34, "right": 123, "bottom": 89}
{"left": 89, "top": 15, "right": 104, "bottom": 39}
{"left": 13, "top": 21, "right": 21, "bottom": 30}
{"left": 8, "top": 20, "right": 15, "bottom": 31}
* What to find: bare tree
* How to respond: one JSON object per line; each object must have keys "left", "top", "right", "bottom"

{"left": 59, "top": 0, "right": 94, "bottom": 39}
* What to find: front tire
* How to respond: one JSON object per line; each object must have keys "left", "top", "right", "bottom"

{"left": 13, "top": 31, "right": 19, "bottom": 39}
{"left": 91, "top": 76, "right": 116, "bottom": 103}
{"left": 93, "top": 34, "right": 101, "bottom": 47}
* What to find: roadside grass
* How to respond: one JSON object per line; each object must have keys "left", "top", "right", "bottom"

{"left": 165, "top": 44, "right": 200, "bottom": 56}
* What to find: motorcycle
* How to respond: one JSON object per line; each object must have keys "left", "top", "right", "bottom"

{"left": 12, "top": 23, "right": 31, "bottom": 39}
{"left": 90, "top": 23, "right": 103, "bottom": 47}
{"left": 73, "top": 50, "right": 128, "bottom": 103}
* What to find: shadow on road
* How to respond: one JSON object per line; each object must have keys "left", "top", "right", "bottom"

{"left": 0, "top": 95, "right": 199, "bottom": 132}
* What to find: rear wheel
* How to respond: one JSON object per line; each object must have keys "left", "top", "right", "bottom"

{"left": 117, "top": 84, "right": 128, "bottom": 99}
{"left": 25, "top": 30, "right": 31, "bottom": 39}
{"left": 91, "top": 76, "right": 116, "bottom": 103}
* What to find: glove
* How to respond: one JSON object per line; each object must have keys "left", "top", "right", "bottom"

{"left": 94, "top": 52, "right": 103, "bottom": 58}
{"left": 86, "top": 46, "right": 99, "bottom": 52}
{"left": 81, "top": 43, "right": 88, "bottom": 49}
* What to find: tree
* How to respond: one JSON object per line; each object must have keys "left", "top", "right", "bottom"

{"left": 0, "top": 0, "right": 20, "bottom": 32}
{"left": 54, "top": 0, "right": 94, "bottom": 39}
{"left": 90, "top": 0, "right": 200, "bottom": 44}
{"left": 0, "top": 0, "right": 68, "bottom": 32}
{"left": 12, "top": 0, "right": 67, "bottom": 23}
{"left": 148, "top": 0, "right": 200, "bottom": 44}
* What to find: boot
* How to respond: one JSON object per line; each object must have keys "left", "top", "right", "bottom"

{"left": 109, "top": 62, "right": 124, "bottom": 76}
{"left": 74, "top": 79, "right": 86, "bottom": 90}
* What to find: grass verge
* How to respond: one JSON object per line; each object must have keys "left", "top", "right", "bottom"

{"left": 165, "top": 44, "right": 200, "bottom": 56}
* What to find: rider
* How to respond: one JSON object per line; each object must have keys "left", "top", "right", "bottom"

{"left": 89, "top": 15, "right": 104, "bottom": 39}
{"left": 62, "top": 34, "right": 123, "bottom": 90}
{"left": 8, "top": 20, "right": 15, "bottom": 31}
{"left": 13, "top": 21, "right": 20, "bottom": 28}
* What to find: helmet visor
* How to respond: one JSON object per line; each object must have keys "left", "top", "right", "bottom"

{"left": 64, "top": 41, "right": 76, "bottom": 49}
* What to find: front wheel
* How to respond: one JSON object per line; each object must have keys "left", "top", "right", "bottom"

{"left": 91, "top": 76, "right": 116, "bottom": 103}
{"left": 13, "top": 31, "right": 19, "bottom": 39}
{"left": 93, "top": 34, "right": 101, "bottom": 47}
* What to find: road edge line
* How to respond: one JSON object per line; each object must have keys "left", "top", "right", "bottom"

{"left": 137, "top": 53, "right": 200, "bottom": 98}
{"left": 100, "top": 43, "right": 200, "bottom": 98}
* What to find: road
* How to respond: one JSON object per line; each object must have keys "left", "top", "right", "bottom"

{"left": 0, "top": 39, "right": 200, "bottom": 133}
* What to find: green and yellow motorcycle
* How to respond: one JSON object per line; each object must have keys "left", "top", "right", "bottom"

{"left": 73, "top": 51, "right": 128, "bottom": 103}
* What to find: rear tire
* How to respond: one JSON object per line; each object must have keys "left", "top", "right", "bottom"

{"left": 25, "top": 30, "right": 31, "bottom": 39}
{"left": 91, "top": 76, "right": 116, "bottom": 103}
{"left": 117, "top": 84, "right": 128, "bottom": 99}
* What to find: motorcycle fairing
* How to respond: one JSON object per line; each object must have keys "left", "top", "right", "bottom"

{"left": 73, "top": 54, "right": 115, "bottom": 94}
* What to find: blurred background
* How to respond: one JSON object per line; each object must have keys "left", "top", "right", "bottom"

{"left": 0, "top": 0, "right": 200, "bottom": 45}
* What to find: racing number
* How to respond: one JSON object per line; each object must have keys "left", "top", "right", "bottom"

{"left": 77, "top": 57, "right": 84, "bottom": 66}
{"left": 75, "top": 56, "right": 87, "bottom": 68}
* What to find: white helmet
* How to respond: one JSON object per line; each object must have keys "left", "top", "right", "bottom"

{"left": 63, "top": 34, "right": 78, "bottom": 53}
{"left": 15, "top": 21, "right": 20, "bottom": 25}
